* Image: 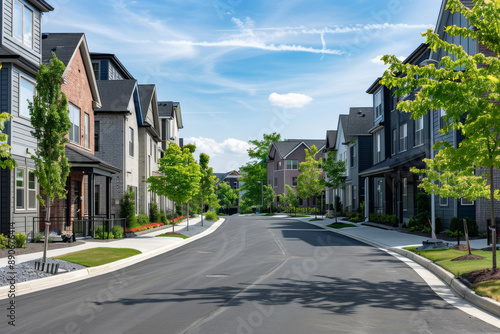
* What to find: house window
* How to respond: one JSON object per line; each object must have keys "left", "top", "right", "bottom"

{"left": 414, "top": 117, "right": 423, "bottom": 147}
{"left": 374, "top": 89, "right": 382, "bottom": 118}
{"left": 439, "top": 108, "right": 447, "bottom": 129}
{"left": 94, "top": 120, "right": 100, "bottom": 152}
{"left": 392, "top": 129, "right": 397, "bottom": 155}
{"left": 400, "top": 123, "right": 407, "bottom": 152}
{"left": 286, "top": 160, "right": 298, "bottom": 170}
{"left": 375, "top": 131, "right": 382, "bottom": 163}
{"left": 13, "top": 0, "right": 33, "bottom": 48}
{"left": 403, "top": 178, "right": 408, "bottom": 211}
{"left": 350, "top": 145, "right": 356, "bottom": 168}
{"left": 28, "top": 170, "right": 37, "bottom": 210}
{"left": 129, "top": 127, "right": 134, "bottom": 157}
{"left": 461, "top": 198, "right": 474, "bottom": 206}
{"left": 84, "top": 113, "right": 90, "bottom": 148}
{"left": 19, "top": 76, "right": 35, "bottom": 118}
{"left": 15, "top": 169, "right": 25, "bottom": 210}
{"left": 92, "top": 62, "right": 100, "bottom": 80}
{"left": 68, "top": 103, "right": 81, "bottom": 145}
{"left": 277, "top": 161, "right": 281, "bottom": 170}
{"left": 292, "top": 177, "right": 297, "bottom": 186}
{"left": 274, "top": 177, "right": 278, "bottom": 187}
{"left": 440, "top": 195, "right": 448, "bottom": 206}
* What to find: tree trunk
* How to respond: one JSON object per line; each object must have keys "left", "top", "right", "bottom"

{"left": 201, "top": 199, "right": 204, "bottom": 226}
{"left": 172, "top": 201, "right": 176, "bottom": 233}
{"left": 43, "top": 196, "right": 51, "bottom": 263}
{"left": 490, "top": 167, "right": 497, "bottom": 271}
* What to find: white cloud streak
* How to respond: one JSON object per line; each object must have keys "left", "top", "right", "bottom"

{"left": 185, "top": 137, "right": 251, "bottom": 157}
{"left": 269, "top": 93, "right": 313, "bottom": 109}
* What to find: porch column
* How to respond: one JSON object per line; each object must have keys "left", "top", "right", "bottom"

{"left": 364, "top": 177, "right": 369, "bottom": 220}
{"left": 106, "top": 176, "right": 112, "bottom": 219}
{"left": 88, "top": 173, "right": 95, "bottom": 219}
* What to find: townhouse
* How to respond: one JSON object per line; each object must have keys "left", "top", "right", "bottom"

{"left": 0, "top": 0, "right": 53, "bottom": 236}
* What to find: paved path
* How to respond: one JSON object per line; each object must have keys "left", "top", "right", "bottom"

{"left": 2, "top": 216, "right": 498, "bottom": 334}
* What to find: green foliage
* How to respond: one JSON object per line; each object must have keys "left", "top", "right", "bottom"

{"left": 262, "top": 184, "right": 275, "bottom": 212}
{"left": 196, "top": 153, "right": 218, "bottom": 221}
{"left": 13, "top": 233, "right": 27, "bottom": 248}
{"left": 0, "top": 234, "right": 9, "bottom": 249}
{"left": 448, "top": 217, "right": 479, "bottom": 237}
{"left": 137, "top": 213, "right": 150, "bottom": 226}
{"left": 205, "top": 211, "right": 219, "bottom": 221}
{"left": 297, "top": 145, "right": 324, "bottom": 203}
{"left": 238, "top": 199, "right": 255, "bottom": 214}
{"left": 322, "top": 151, "right": 346, "bottom": 190}
{"left": 149, "top": 202, "right": 161, "bottom": 223}
{"left": 120, "top": 187, "right": 137, "bottom": 228}
{"left": 0, "top": 112, "right": 16, "bottom": 170}
{"left": 283, "top": 184, "right": 299, "bottom": 214}
{"left": 217, "top": 181, "right": 238, "bottom": 212}
{"left": 159, "top": 212, "right": 167, "bottom": 224}
{"left": 369, "top": 213, "right": 398, "bottom": 227}
{"left": 29, "top": 53, "right": 71, "bottom": 217}
{"left": 111, "top": 226, "right": 124, "bottom": 239}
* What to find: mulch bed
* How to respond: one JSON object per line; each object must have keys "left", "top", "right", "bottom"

{"left": 0, "top": 241, "right": 86, "bottom": 259}
{"left": 451, "top": 254, "right": 485, "bottom": 261}
{"left": 460, "top": 269, "right": 500, "bottom": 285}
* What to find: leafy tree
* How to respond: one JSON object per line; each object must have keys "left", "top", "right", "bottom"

{"left": 297, "top": 145, "right": 323, "bottom": 218}
{"left": 240, "top": 132, "right": 281, "bottom": 206}
{"left": 284, "top": 184, "right": 299, "bottom": 215}
{"left": 0, "top": 112, "right": 15, "bottom": 170}
{"left": 381, "top": 0, "right": 500, "bottom": 270}
{"left": 147, "top": 143, "right": 201, "bottom": 232}
{"left": 323, "top": 150, "right": 346, "bottom": 218}
{"left": 262, "top": 184, "right": 275, "bottom": 213}
{"left": 120, "top": 187, "right": 137, "bottom": 228}
{"left": 198, "top": 153, "right": 218, "bottom": 225}
{"left": 29, "top": 53, "right": 71, "bottom": 262}
{"left": 217, "top": 181, "right": 238, "bottom": 214}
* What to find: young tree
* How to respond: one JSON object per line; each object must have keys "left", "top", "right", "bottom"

{"left": 323, "top": 150, "right": 346, "bottom": 220}
{"left": 240, "top": 132, "right": 281, "bottom": 206}
{"left": 284, "top": 184, "right": 299, "bottom": 215}
{"left": 262, "top": 184, "right": 275, "bottom": 213}
{"left": 120, "top": 187, "right": 137, "bottom": 228}
{"left": 297, "top": 145, "right": 324, "bottom": 218}
{"left": 381, "top": 0, "right": 500, "bottom": 270}
{"left": 197, "top": 153, "right": 218, "bottom": 226}
{"left": 29, "top": 54, "right": 71, "bottom": 263}
{"left": 147, "top": 143, "right": 201, "bottom": 232}
{"left": 217, "top": 181, "right": 238, "bottom": 214}
{"left": 0, "top": 113, "right": 16, "bottom": 170}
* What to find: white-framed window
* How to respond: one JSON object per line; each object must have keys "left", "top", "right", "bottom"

{"left": 350, "top": 145, "right": 356, "bottom": 168}
{"left": 15, "top": 168, "right": 36, "bottom": 211}
{"left": 277, "top": 161, "right": 281, "bottom": 170}
{"left": 374, "top": 89, "right": 382, "bottom": 119}
{"left": 461, "top": 198, "right": 474, "bottom": 206}
{"left": 414, "top": 117, "right": 423, "bottom": 147}
{"left": 13, "top": 0, "right": 33, "bottom": 48}
{"left": 92, "top": 62, "right": 100, "bottom": 81}
{"left": 19, "top": 76, "right": 35, "bottom": 118}
{"left": 375, "top": 131, "right": 382, "bottom": 163}
{"left": 84, "top": 113, "right": 90, "bottom": 148}
{"left": 392, "top": 129, "right": 397, "bottom": 155}
{"left": 129, "top": 127, "right": 134, "bottom": 157}
{"left": 400, "top": 123, "right": 407, "bottom": 152}
{"left": 286, "top": 160, "right": 298, "bottom": 170}
{"left": 440, "top": 195, "right": 448, "bottom": 206}
{"left": 403, "top": 178, "right": 408, "bottom": 211}
{"left": 68, "top": 103, "right": 81, "bottom": 145}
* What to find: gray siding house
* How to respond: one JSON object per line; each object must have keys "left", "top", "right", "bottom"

{"left": 0, "top": 0, "right": 53, "bottom": 236}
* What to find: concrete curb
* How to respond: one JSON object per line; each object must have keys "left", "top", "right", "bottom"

{"left": 0, "top": 218, "right": 225, "bottom": 300}
{"left": 303, "top": 219, "right": 500, "bottom": 318}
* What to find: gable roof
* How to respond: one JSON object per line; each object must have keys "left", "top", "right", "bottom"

{"left": 325, "top": 130, "right": 337, "bottom": 151}
{"left": 89, "top": 52, "right": 135, "bottom": 80}
{"left": 340, "top": 107, "right": 374, "bottom": 143}
{"left": 269, "top": 139, "right": 326, "bottom": 160}
{"left": 42, "top": 33, "right": 101, "bottom": 108}
{"left": 28, "top": 0, "right": 54, "bottom": 12}
{"left": 158, "top": 101, "right": 184, "bottom": 129}
{"left": 214, "top": 170, "right": 241, "bottom": 186}
{"left": 95, "top": 80, "right": 137, "bottom": 113}
{"left": 138, "top": 84, "right": 161, "bottom": 140}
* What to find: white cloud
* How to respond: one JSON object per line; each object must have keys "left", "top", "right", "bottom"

{"left": 269, "top": 93, "right": 313, "bottom": 109}
{"left": 371, "top": 55, "right": 406, "bottom": 65}
{"left": 184, "top": 137, "right": 251, "bottom": 157}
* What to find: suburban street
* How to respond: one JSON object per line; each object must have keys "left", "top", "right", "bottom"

{"left": 4, "top": 216, "right": 500, "bottom": 334}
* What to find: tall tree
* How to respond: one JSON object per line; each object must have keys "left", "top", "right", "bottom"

{"left": 240, "top": 132, "right": 281, "bottom": 206}
{"left": 29, "top": 53, "right": 71, "bottom": 263}
{"left": 198, "top": 153, "right": 218, "bottom": 225}
{"left": 297, "top": 145, "right": 324, "bottom": 218}
{"left": 217, "top": 181, "right": 238, "bottom": 214}
{"left": 284, "top": 184, "right": 299, "bottom": 215}
{"left": 147, "top": 143, "right": 201, "bottom": 232}
{"left": 322, "top": 150, "right": 346, "bottom": 219}
{"left": 381, "top": 0, "right": 500, "bottom": 270}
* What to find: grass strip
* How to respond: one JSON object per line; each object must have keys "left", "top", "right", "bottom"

{"left": 156, "top": 233, "right": 189, "bottom": 239}
{"left": 54, "top": 247, "right": 141, "bottom": 267}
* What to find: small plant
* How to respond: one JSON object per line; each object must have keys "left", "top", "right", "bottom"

{"left": 149, "top": 202, "right": 161, "bottom": 223}
{"left": 159, "top": 212, "right": 167, "bottom": 224}
{"left": 205, "top": 211, "right": 219, "bottom": 221}
{"left": 120, "top": 187, "right": 137, "bottom": 228}
{"left": 111, "top": 226, "right": 124, "bottom": 239}
{"left": 13, "top": 233, "right": 27, "bottom": 248}
{"left": 137, "top": 213, "right": 150, "bottom": 226}
{"left": 0, "top": 234, "right": 9, "bottom": 249}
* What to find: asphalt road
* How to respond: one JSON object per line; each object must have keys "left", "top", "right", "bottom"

{"left": 2, "top": 216, "right": 499, "bottom": 334}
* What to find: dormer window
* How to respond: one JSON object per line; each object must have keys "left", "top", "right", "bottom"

{"left": 374, "top": 89, "right": 382, "bottom": 119}
{"left": 13, "top": 1, "right": 33, "bottom": 48}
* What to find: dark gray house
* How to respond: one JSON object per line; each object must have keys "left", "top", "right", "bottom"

{"left": 0, "top": 0, "right": 53, "bottom": 236}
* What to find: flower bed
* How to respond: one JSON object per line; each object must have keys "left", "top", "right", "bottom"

{"left": 125, "top": 216, "right": 185, "bottom": 233}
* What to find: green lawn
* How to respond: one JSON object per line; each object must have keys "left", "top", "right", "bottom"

{"left": 156, "top": 233, "right": 189, "bottom": 239}
{"left": 54, "top": 247, "right": 141, "bottom": 267}
{"left": 290, "top": 214, "right": 309, "bottom": 218}
{"left": 309, "top": 218, "right": 324, "bottom": 222}
{"left": 328, "top": 223, "right": 357, "bottom": 229}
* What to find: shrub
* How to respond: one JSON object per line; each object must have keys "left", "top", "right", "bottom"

{"left": 205, "top": 211, "right": 219, "bottom": 221}
{"left": 120, "top": 187, "right": 137, "bottom": 228}
{"left": 14, "top": 233, "right": 27, "bottom": 248}
{"left": 137, "top": 213, "right": 150, "bottom": 226}
{"left": 95, "top": 231, "right": 114, "bottom": 240}
{"left": 149, "top": 202, "right": 161, "bottom": 223}
{"left": 33, "top": 232, "right": 44, "bottom": 243}
{"left": 111, "top": 226, "right": 124, "bottom": 239}
{"left": 449, "top": 217, "right": 478, "bottom": 237}
{"left": 435, "top": 217, "right": 443, "bottom": 233}
{"left": 0, "top": 234, "right": 9, "bottom": 249}
{"left": 159, "top": 212, "right": 167, "bottom": 224}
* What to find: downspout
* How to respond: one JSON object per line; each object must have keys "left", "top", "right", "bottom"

{"left": 431, "top": 112, "right": 436, "bottom": 234}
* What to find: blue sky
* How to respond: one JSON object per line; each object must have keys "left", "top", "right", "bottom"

{"left": 43, "top": 0, "right": 443, "bottom": 172}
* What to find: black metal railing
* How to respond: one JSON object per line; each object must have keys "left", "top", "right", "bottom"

{"left": 34, "top": 217, "right": 127, "bottom": 240}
